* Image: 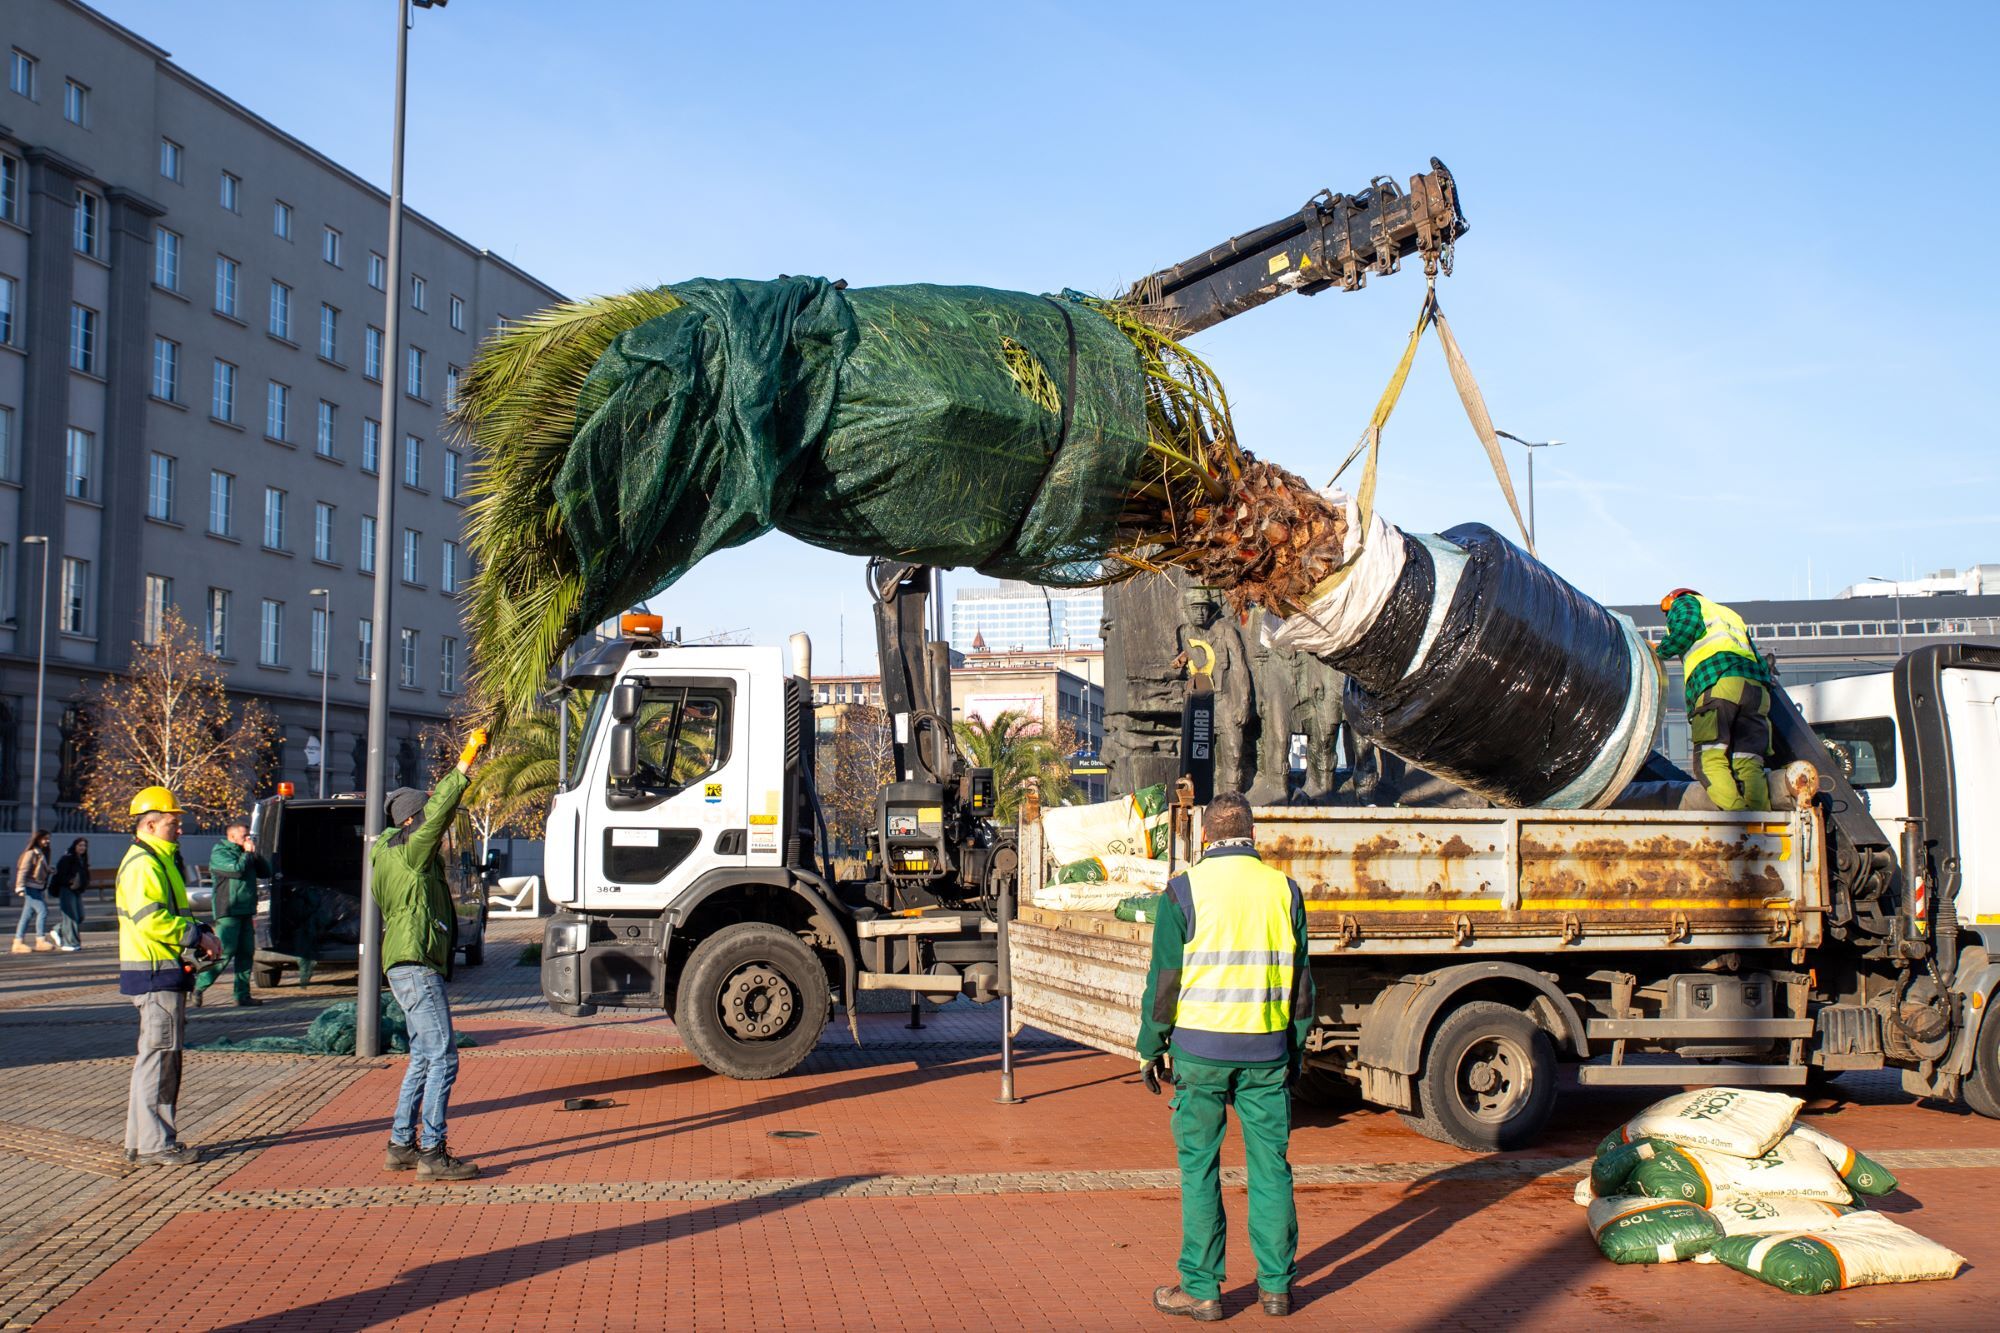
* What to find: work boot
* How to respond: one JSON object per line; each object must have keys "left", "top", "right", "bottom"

{"left": 385, "top": 1139, "right": 421, "bottom": 1172}
{"left": 10, "top": 939, "right": 28, "bottom": 954}
{"left": 136, "top": 1144, "right": 200, "bottom": 1167}
{"left": 416, "top": 1142, "right": 478, "bottom": 1182}
{"left": 1259, "top": 1289, "right": 1291, "bottom": 1317}
{"left": 1153, "top": 1285, "right": 1223, "bottom": 1323}
{"left": 32, "top": 938, "right": 54, "bottom": 952}
{"left": 235, "top": 996, "right": 264, "bottom": 1007}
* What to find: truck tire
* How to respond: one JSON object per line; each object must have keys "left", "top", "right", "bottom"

{"left": 1399, "top": 1000, "right": 1557, "bottom": 1152}
{"left": 1963, "top": 1009, "right": 2000, "bottom": 1120}
{"left": 252, "top": 961, "right": 284, "bottom": 990}
{"left": 674, "top": 922, "right": 830, "bottom": 1080}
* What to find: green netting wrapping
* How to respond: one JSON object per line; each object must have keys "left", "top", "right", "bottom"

{"left": 198, "top": 996, "right": 477, "bottom": 1056}
{"left": 557, "top": 277, "right": 1151, "bottom": 645}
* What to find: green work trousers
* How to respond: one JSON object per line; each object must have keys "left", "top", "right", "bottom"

{"left": 1689, "top": 677, "right": 1773, "bottom": 812}
{"left": 195, "top": 916, "right": 256, "bottom": 1004}
{"left": 1171, "top": 1058, "right": 1297, "bottom": 1302}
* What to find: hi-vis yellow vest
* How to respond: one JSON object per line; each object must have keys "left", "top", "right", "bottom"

{"left": 1175, "top": 851, "right": 1299, "bottom": 1037}
{"left": 1683, "top": 595, "right": 1757, "bottom": 679}
{"left": 117, "top": 838, "right": 194, "bottom": 995}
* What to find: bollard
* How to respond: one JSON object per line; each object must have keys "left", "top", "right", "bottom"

{"left": 995, "top": 859, "right": 1021, "bottom": 1104}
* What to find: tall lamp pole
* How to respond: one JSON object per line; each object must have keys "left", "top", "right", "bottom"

{"left": 1494, "top": 431, "right": 1565, "bottom": 551}
{"left": 1867, "top": 576, "right": 1905, "bottom": 659}
{"left": 359, "top": 0, "right": 446, "bottom": 1057}
{"left": 311, "top": 588, "right": 331, "bottom": 798}
{"left": 21, "top": 536, "right": 49, "bottom": 833}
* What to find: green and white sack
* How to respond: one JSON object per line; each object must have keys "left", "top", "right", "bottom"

{"left": 1708, "top": 1190, "right": 1855, "bottom": 1236}
{"left": 1587, "top": 1194, "right": 1723, "bottom": 1264}
{"left": 1608, "top": 1137, "right": 1850, "bottom": 1208}
{"left": 1787, "top": 1123, "right": 1898, "bottom": 1197}
{"left": 1704, "top": 1211, "right": 1965, "bottom": 1294}
{"left": 1602, "top": 1087, "right": 1803, "bottom": 1159}
{"left": 1041, "top": 784, "right": 1170, "bottom": 867}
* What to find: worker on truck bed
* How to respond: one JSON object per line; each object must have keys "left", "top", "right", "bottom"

{"left": 1655, "top": 589, "right": 1774, "bottom": 812}
{"left": 1137, "top": 791, "right": 1313, "bottom": 1322}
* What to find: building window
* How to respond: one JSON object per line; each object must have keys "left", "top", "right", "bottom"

{"left": 207, "top": 588, "right": 231, "bottom": 656}
{"left": 368, "top": 251, "right": 386, "bottom": 291}
{"left": 8, "top": 50, "right": 34, "bottom": 99}
{"left": 399, "top": 628, "right": 419, "bottom": 688}
{"left": 316, "top": 400, "right": 336, "bottom": 458}
{"left": 220, "top": 171, "right": 240, "bottom": 213}
{"left": 268, "top": 281, "right": 291, "bottom": 339}
{"left": 73, "top": 190, "right": 99, "bottom": 255}
{"left": 319, "top": 303, "right": 338, "bottom": 359}
{"left": 445, "top": 365, "right": 460, "bottom": 411}
{"left": 68, "top": 304, "right": 97, "bottom": 373}
{"left": 410, "top": 274, "right": 426, "bottom": 311}
{"left": 364, "top": 326, "right": 383, "bottom": 380}
{"left": 259, "top": 600, "right": 285, "bottom": 666}
{"left": 265, "top": 381, "right": 289, "bottom": 441}
{"left": 160, "top": 138, "right": 182, "bottom": 182}
{"left": 143, "top": 576, "right": 173, "bottom": 645}
{"left": 208, "top": 471, "right": 235, "bottom": 536}
{"left": 147, "top": 452, "right": 175, "bottom": 521}
{"left": 441, "top": 540, "right": 460, "bottom": 594}
{"left": 0, "top": 274, "right": 16, "bottom": 344}
{"left": 64, "top": 428, "right": 93, "bottom": 500}
{"left": 322, "top": 226, "right": 342, "bottom": 267}
{"left": 214, "top": 255, "right": 239, "bottom": 317}
{"left": 154, "top": 226, "right": 181, "bottom": 289}
{"left": 212, "top": 359, "right": 238, "bottom": 421}
{"left": 401, "top": 529, "right": 421, "bottom": 584}
{"left": 405, "top": 346, "right": 425, "bottom": 398}
{"left": 0, "top": 406, "right": 13, "bottom": 480}
{"left": 359, "top": 514, "right": 376, "bottom": 573}
{"left": 402, "top": 435, "right": 422, "bottom": 488}
{"left": 314, "top": 502, "right": 335, "bottom": 562}
{"left": 0, "top": 154, "right": 18, "bottom": 223}
{"left": 152, "top": 337, "right": 179, "bottom": 400}
{"left": 449, "top": 294, "right": 465, "bottom": 332}
{"left": 263, "top": 487, "right": 287, "bottom": 550}
{"left": 440, "top": 635, "right": 459, "bottom": 694}
{"left": 357, "top": 618, "right": 374, "bottom": 680}
{"left": 443, "top": 448, "right": 462, "bottom": 500}
{"left": 60, "top": 558, "right": 90, "bottom": 635}
{"left": 310, "top": 606, "right": 329, "bottom": 675}
{"left": 361, "top": 419, "right": 381, "bottom": 474}
{"left": 62, "top": 78, "right": 88, "bottom": 127}
{"left": 273, "top": 199, "right": 292, "bottom": 240}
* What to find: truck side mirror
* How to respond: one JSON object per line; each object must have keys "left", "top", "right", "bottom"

{"left": 608, "top": 722, "right": 637, "bottom": 782}
{"left": 611, "top": 680, "right": 642, "bottom": 723}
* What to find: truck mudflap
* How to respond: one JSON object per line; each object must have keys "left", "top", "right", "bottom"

{"left": 1008, "top": 910, "right": 1149, "bottom": 1060}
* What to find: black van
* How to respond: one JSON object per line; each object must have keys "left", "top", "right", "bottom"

{"left": 247, "top": 791, "right": 489, "bottom": 987}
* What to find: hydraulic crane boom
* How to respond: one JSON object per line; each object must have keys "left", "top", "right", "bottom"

{"left": 1119, "top": 158, "right": 1467, "bottom": 335}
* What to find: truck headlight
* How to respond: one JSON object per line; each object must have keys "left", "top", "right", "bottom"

{"left": 549, "top": 917, "right": 591, "bottom": 956}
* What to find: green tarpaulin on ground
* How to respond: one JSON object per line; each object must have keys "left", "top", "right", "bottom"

{"left": 198, "top": 996, "right": 476, "bottom": 1056}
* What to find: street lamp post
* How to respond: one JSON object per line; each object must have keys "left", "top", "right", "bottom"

{"left": 1867, "top": 576, "right": 1905, "bottom": 659}
{"left": 21, "top": 536, "right": 49, "bottom": 833}
{"left": 358, "top": 0, "right": 446, "bottom": 1057}
{"left": 311, "top": 588, "right": 331, "bottom": 798}
{"left": 1494, "top": 431, "right": 1565, "bottom": 552}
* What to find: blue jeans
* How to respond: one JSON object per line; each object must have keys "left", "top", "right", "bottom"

{"left": 386, "top": 964, "right": 457, "bottom": 1150}
{"left": 14, "top": 888, "right": 50, "bottom": 940}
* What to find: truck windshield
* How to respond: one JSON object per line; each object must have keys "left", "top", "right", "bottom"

{"left": 625, "top": 686, "right": 732, "bottom": 793}
{"left": 566, "top": 688, "right": 607, "bottom": 791}
{"left": 1812, "top": 716, "right": 1897, "bottom": 788}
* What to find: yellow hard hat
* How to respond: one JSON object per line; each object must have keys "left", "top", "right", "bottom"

{"left": 129, "top": 786, "right": 183, "bottom": 816}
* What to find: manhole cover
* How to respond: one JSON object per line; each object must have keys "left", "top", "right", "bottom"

{"left": 767, "top": 1130, "right": 818, "bottom": 1139}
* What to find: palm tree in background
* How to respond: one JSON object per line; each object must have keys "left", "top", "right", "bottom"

{"left": 952, "top": 710, "right": 1082, "bottom": 822}
{"left": 469, "top": 693, "right": 595, "bottom": 840}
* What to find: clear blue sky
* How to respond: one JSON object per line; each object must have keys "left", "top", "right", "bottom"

{"left": 102, "top": 0, "right": 1999, "bottom": 667}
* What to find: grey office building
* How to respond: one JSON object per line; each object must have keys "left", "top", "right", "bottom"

{"left": 0, "top": 0, "right": 563, "bottom": 830}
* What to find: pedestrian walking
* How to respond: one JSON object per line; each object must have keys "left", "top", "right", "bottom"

{"left": 119, "top": 787, "right": 221, "bottom": 1166}
{"left": 11, "top": 830, "right": 58, "bottom": 954}
{"left": 1138, "top": 792, "right": 1313, "bottom": 1321}
{"left": 49, "top": 838, "right": 90, "bottom": 952}
{"left": 376, "top": 727, "right": 488, "bottom": 1183}
{"left": 195, "top": 820, "right": 268, "bottom": 1007}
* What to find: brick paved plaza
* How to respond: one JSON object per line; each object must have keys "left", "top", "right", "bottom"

{"left": 2, "top": 920, "right": 1994, "bottom": 1330}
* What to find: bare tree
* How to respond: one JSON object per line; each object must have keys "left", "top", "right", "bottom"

{"left": 815, "top": 704, "right": 895, "bottom": 855}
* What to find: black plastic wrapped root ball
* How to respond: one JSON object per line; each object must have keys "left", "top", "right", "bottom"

{"left": 1326, "top": 523, "right": 1662, "bottom": 808}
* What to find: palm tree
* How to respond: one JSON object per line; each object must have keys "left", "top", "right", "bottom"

{"left": 952, "top": 710, "right": 1082, "bottom": 822}
{"left": 471, "top": 693, "right": 594, "bottom": 840}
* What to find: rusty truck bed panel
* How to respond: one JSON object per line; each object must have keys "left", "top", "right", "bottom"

{"left": 1008, "top": 915, "right": 1149, "bottom": 1060}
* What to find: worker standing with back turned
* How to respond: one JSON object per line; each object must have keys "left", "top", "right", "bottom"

{"left": 1654, "top": 588, "right": 1774, "bottom": 811}
{"left": 1138, "top": 791, "right": 1313, "bottom": 1321}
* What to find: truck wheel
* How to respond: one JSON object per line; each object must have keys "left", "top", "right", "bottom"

{"left": 1963, "top": 1010, "right": 2000, "bottom": 1120}
{"left": 1400, "top": 1000, "right": 1557, "bottom": 1152}
{"left": 252, "top": 962, "right": 284, "bottom": 990}
{"left": 674, "top": 923, "right": 830, "bottom": 1080}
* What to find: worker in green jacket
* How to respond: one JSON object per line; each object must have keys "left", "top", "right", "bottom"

{"left": 1655, "top": 589, "right": 1774, "bottom": 812}
{"left": 374, "top": 727, "right": 486, "bottom": 1183}
{"left": 1138, "top": 791, "right": 1313, "bottom": 1322}
{"left": 196, "top": 820, "right": 268, "bottom": 1007}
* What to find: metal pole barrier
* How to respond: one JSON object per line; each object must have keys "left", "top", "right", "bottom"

{"left": 995, "top": 867, "right": 1020, "bottom": 1104}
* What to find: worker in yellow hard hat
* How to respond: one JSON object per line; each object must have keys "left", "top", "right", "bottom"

{"left": 1654, "top": 590, "right": 1774, "bottom": 811}
{"left": 118, "top": 786, "right": 220, "bottom": 1165}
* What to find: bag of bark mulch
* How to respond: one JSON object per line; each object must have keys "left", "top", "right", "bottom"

{"left": 1702, "top": 1211, "right": 1965, "bottom": 1294}
{"left": 1586, "top": 1194, "right": 1723, "bottom": 1263}
{"left": 1595, "top": 1135, "right": 1850, "bottom": 1207}
{"left": 1787, "top": 1123, "right": 1899, "bottom": 1197}
{"left": 1598, "top": 1087, "right": 1803, "bottom": 1160}
{"left": 1707, "top": 1190, "right": 1856, "bottom": 1237}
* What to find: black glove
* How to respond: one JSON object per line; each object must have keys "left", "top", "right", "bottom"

{"left": 1142, "top": 1055, "right": 1173, "bottom": 1096}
